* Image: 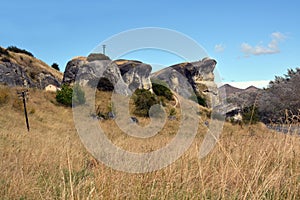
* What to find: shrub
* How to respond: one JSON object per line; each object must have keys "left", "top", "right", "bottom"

{"left": 169, "top": 108, "right": 177, "bottom": 116}
{"left": 56, "top": 85, "right": 73, "bottom": 106}
{"left": 56, "top": 84, "right": 85, "bottom": 107}
{"left": 51, "top": 63, "right": 60, "bottom": 71}
{"left": 152, "top": 82, "right": 173, "bottom": 100}
{"left": 133, "top": 89, "right": 158, "bottom": 117}
{"left": 7, "top": 46, "right": 34, "bottom": 57}
{"left": 0, "top": 47, "right": 9, "bottom": 56}
{"left": 242, "top": 105, "right": 260, "bottom": 124}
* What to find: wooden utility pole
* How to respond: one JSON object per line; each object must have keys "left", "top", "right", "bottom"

{"left": 17, "top": 90, "right": 30, "bottom": 132}
{"left": 102, "top": 44, "right": 106, "bottom": 55}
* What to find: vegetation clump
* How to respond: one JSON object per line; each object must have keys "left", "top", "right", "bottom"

{"left": 7, "top": 46, "right": 34, "bottom": 57}
{"left": 152, "top": 82, "right": 173, "bottom": 101}
{"left": 51, "top": 63, "right": 60, "bottom": 71}
{"left": 56, "top": 84, "right": 85, "bottom": 107}
{"left": 132, "top": 89, "right": 158, "bottom": 117}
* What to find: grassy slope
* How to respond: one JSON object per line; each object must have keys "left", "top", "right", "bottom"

{"left": 0, "top": 48, "right": 63, "bottom": 82}
{"left": 0, "top": 85, "right": 300, "bottom": 199}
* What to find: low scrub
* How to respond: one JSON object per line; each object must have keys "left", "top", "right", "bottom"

{"left": 7, "top": 46, "right": 34, "bottom": 57}
{"left": 56, "top": 84, "right": 85, "bottom": 107}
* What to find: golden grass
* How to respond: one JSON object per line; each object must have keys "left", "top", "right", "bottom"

{"left": 0, "top": 86, "right": 300, "bottom": 199}
{"left": 4, "top": 51, "right": 63, "bottom": 81}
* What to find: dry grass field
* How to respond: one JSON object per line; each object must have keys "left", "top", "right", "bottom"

{"left": 1, "top": 85, "right": 300, "bottom": 199}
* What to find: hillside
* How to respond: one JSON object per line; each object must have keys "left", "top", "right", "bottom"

{"left": 220, "top": 84, "right": 243, "bottom": 97}
{"left": 1, "top": 85, "right": 300, "bottom": 199}
{"left": 220, "top": 84, "right": 259, "bottom": 97}
{"left": 0, "top": 46, "right": 62, "bottom": 88}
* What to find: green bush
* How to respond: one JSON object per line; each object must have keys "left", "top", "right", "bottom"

{"left": 7, "top": 46, "right": 34, "bottom": 57}
{"left": 0, "top": 47, "right": 9, "bottom": 56}
{"left": 133, "top": 89, "right": 158, "bottom": 117}
{"left": 51, "top": 63, "right": 60, "bottom": 71}
{"left": 169, "top": 108, "right": 177, "bottom": 116}
{"left": 152, "top": 82, "right": 173, "bottom": 100}
{"left": 242, "top": 105, "right": 260, "bottom": 124}
{"left": 56, "top": 84, "right": 85, "bottom": 107}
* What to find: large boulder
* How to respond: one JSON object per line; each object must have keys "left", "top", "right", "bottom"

{"left": 62, "top": 57, "right": 87, "bottom": 85}
{"left": 75, "top": 60, "right": 130, "bottom": 95}
{"left": 63, "top": 58, "right": 153, "bottom": 95}
{"left": 114, "top": 60, "right": 152, "bottom": 91}
{"left": 151, "top": 57, "right": 218, "bottom": 107}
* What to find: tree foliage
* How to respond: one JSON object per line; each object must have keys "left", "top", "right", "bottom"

{"left": 132, "top": 89, "right": 159, "bottom": 117}
{"left": 51, "top": 63, "right": 60, "bottom": 71}
{"left": 152, "top": 82, "right": 173, "bottom": 100}
{"left": 258, "top": 68, "right": 300, "bottom": 123}
{"left": 242, "top": 105, "right": 260, "bottom": 124}
{"left": 7, "top": 46, "right": 34, "bottom": 57}
{"left": 56, "top": 84, "right": 85, "bottom": 107}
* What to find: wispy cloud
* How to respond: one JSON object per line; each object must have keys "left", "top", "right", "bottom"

{"left": 215, "top": 43, "right": 225, "bottom": 53}
{"left": 241, "top": 32, "right": 286, "bottom": 57}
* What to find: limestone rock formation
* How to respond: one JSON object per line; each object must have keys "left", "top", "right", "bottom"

{"left": 62, "top": 57, "right": 87, "bottom": 84}
{"left": 151, "top": 57, "right": 218, "bottom": 107}
{"left": 63, "top": 57, "right": 152, "bottom": 95}
{"left": 75, "top": 60, "right": 131, "bottom": 95}
{"left": 114, "top": 60, "right": 152, "bottom": 91}
{"left": 0, "top": 47, "right": 62, "bottom": 88}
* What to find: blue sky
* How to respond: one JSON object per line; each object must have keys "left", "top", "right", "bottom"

{"left": 1, "top": 0, "right": 299, "bottom": 88}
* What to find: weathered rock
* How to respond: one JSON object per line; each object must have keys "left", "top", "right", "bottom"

{"left": 75, "top": 60, "right": 131, "bottom": 95}
{"left": 0, "top": 62, "right": 33, "bottom": 87}
{"left": 0, "top": 47, "right": 62, "bottom": 88}
{"left": 151, "top": 57, "right": 218, "bottom": 107}
{"left": 62, "top": 57, "right": 87, "bottom": 84}
{"left": 63, "top": 58, "right": 152, "bottom": 94}
{"left": 114, "top": 60, "right": 152, "bottom": 91}
{"left": 0, "top": 61, "right": 61, "bottom": 88}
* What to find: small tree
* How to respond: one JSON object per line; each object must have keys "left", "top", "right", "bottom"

{"left": 56, "top": 84, "right": 85, "bottom": 107}
{"left": 56, "top": 84, "right": 73, "bottom": 106}
{"left": 51, "top": 63, "right": 60, "bottom": 71}
{"left": 133, "top": 89, "right": 158, "bottom": 117}
{"left": 242, "top": 105, "right": 260, "bottom": 124}
{"left": 7, "top": 46, "right": 34, "bottom": 57}
{"left": 152, "top": 82, "right": 173, "bottom": 101}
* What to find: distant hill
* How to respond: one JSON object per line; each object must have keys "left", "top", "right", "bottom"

{"left": 220, "top": 84, "right": 259, "bottom": 97}
{"left": 244, "top": 85, "right": 259, "bottom": 92}
{"left": 219, "top": 84, "right": 243, "bottom": 97}
{"left": 0, "top": 46, "right": 62, "bottom": 88}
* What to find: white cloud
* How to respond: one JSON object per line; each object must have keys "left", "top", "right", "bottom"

{"left": 241, "top": 32, "right": 286, "bottom": 57}
{"left": 214, "top": 43, "right": 225, "bottom": 53}
{"left": 221, "top": 80, "right": 270, "bottom": 89}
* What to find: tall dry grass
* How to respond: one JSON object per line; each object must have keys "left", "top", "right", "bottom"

{"left": 0, "top": 86, "right": 300, "bottom": 199}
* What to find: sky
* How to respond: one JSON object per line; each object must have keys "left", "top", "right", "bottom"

{"left": 1, "top": 0, "right": 299, "bottom": 88}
